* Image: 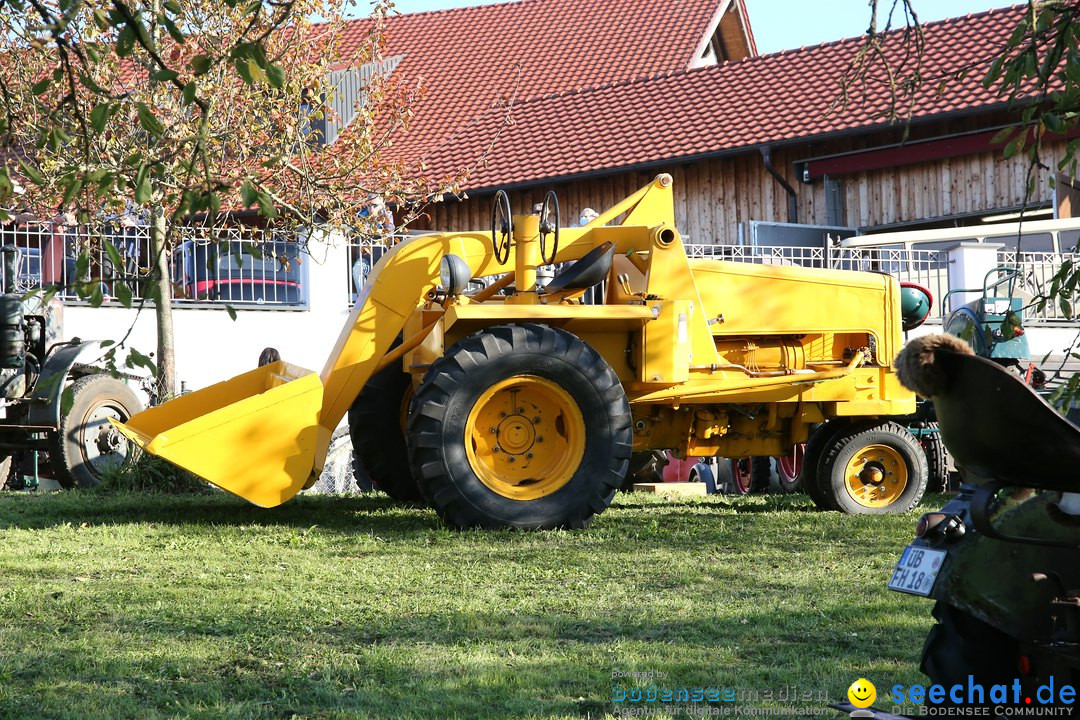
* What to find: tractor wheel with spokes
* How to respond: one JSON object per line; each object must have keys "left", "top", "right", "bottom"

{"left": 51, "top": 374, "right": 143, "bottom": 489}
{"left": 407, "top": 323, "right": 632, "bottom": 530}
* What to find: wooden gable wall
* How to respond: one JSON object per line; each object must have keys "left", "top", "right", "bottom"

{"left": 420, "top": 117, "right": 1069, "bottom": 243}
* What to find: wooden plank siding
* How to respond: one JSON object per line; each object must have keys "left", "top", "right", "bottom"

{"left": 422, "top": 124, "right": 1070, "bottom": 243}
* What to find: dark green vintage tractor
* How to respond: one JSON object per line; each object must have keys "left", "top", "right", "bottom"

{"left": 889, "top": 334, "right": 1080, "bottom": 701}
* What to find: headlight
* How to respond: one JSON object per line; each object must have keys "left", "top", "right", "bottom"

{"left": 439, "top": 254, "right": 471, "bottom": 296}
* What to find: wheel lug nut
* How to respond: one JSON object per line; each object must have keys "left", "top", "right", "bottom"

{"left": 536, "top": 436, "right": 543, "bottom": 442}
{"left": 526, "top": 452, "right": 533, "bottom": 459}
{"left": 517, "top": 407, "right": 524, "bottom": 413}
{"left": 532, "top": 417, "right": 540, "bottom": 424}
{"left": 508, "top": 456, "right": 516, "bottom": 463}
{"left": 500, "top": 412, "right": 507, "bottom": 418}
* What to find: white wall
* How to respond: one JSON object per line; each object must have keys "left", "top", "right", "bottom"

{"left": 60, "top": 230, "right": 354, "bottom": 392}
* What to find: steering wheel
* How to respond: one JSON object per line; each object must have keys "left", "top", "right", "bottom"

{"left": 491, "top": 190, "right": 513, "bottom": 265}
{"left": 538, "top": 190, "right": 560, "bottom": 265}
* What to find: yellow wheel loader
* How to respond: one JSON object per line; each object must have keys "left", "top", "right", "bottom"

{"left": 114, "top": 175, "right": 927, "bottom": 528}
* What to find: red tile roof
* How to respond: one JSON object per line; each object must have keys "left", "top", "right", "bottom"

{"left": 387, "top": 3, "right": 1023, "bottom": 191}
{"left": 338, "top": 0, "right": 728, "bottom": 173}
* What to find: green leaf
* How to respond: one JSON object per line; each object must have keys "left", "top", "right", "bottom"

{"left": 255, "top": 191, "right": 277, "bottom": 219}
{"left": 60, "top": 386, "right": 75, "bottom": 416}
{"left": 225, "top": 304, "right": 237, "bottom": 321}
{"left": 31, "top": 79, "right": 50, "bottom": 95}
{"left": 181, "top": 81, "right": 196, "bottom": 106}
{"left": 161, "top": 15, "right": 185, "bottom": 44}
{"left": 152, "top": 68, "right": 179, "bottom": 82}
{"left": 104, "top": 242, "right": 124, "bottom": 275}
{"left": 74, "top": 251, "right": 90, "bottom": 282}
{"left": 240, "top": 181, "right": 258, "bottom": 208}
{"left": 115, "top": 281, "right": 133, "bottom": 308}
{"left": 61, "top": 177, "right": 83, "bottom": 206}
{"left": 233, "top": 58, "right": 251, "bottom": 84}
{"left": 89, "top": 283, "right": 104, "bottom": 308}
{"left": 1044, "top": 112, "right": 1067, "bottom": 134}
{"left": 991, "top": 127, "right": 1015, "bottom": 145}
{"left": 136, "top": 102, "right": 165, "bottom": 138}
{"left": 135, "top": 173, "right": 151, "bottom": 204}
{"left": 190, "top": 55, "right": 212, "bottom": 76}
{"left": 266, "top": 64, "right": 285, "bottom": 89}
{"left": 17, "top": 159, "right": 43, "bottom": 186}
{"left": 116, "top": 24, "right": 135, "bottom": 58}
{"left": 90, "top": 102, "right": 112, "bottom": 133}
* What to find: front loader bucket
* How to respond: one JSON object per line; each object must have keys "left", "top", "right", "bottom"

{"left": 111, "top": 361, "right": 323, "bottom": 507}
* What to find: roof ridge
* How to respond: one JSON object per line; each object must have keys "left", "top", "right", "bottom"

{"left": 391, "top": 0, "right": 531, "bottom": 20}
{"left": 744, "top": 2, "right": 1023, "bottom": 63}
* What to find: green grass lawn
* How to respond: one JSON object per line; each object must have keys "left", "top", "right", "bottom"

{"left": 0, "top": 490, "right": 943, "bottom": 719}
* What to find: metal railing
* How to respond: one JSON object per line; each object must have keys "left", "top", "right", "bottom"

{"left": 684, "top": 243, "right": 951, "bottom": 319}
{"left": 998, "top": 251, "right": 1080, "bottom": 322}
{"left": 0, "top": 222, "right": 308, "bottom": 307}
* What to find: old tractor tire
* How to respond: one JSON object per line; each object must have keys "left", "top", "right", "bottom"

{"left": 916, "top": 422, "right": 950, "bottom": 493}
{"left": 407, "top": 323, "right": 632, "bottom": 530}
{"left": 801, "top": 421, "right": 851, "bottom": 510}
{"left": 51, "top": 374, "right": 143, "bottom": 489}
{"left": 921, "top": 602, "right": 1016, "bottom": 691}
{"left": 347, "top": 361, "right": 422, "bottom": 503}
{"left": 817, "top": 420, "right": 928, "bottom": 514}
{"left": 776, "top": 444, "right": 804, "bottom": 493}
{"left": 731, "top": 457, "right": 771, "bottom": 494}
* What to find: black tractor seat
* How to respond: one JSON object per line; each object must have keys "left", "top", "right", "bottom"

{"left": 895, "top": 334, "right": 1080, "bottom": 491}
{"left": 541, "top": 241, "right": 615, "bottom": 295}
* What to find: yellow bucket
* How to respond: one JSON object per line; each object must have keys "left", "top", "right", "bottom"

{"left": 111, "top": 361, "right": 323, "bottom": 507}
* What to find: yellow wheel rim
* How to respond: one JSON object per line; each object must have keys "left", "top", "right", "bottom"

{"left": 465, "top": 375, "right": 586, "bottom": 500}
{"left": 844, "top": 443, "right": 908, "bottom": 508}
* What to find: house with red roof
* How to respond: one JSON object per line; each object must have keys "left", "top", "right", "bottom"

{"left": 340, "top": 1, "right": 1070, "bottom": 244}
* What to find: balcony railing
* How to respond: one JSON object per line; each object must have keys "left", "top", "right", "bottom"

{"left": 0, "top": 222, "right": 308, "bottom": 307}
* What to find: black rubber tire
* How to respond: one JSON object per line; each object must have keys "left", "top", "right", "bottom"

{"left": 750, "top": 457, "right": 771, "bottom": 493}
{"left": 407, "top": 323, "right": 632, "bottom": 530}
{"left": 50, "top": 374, "right": 142, "bottom": 489}
{"left": 347, "top": 361, "right": 422, "bottom": 502}
{"left": 916, "top": 422, "right": 950, "bottom": 493}
{"left": 622, "top": 450, "right": 669, "bottom": 491}
{"left": 775, "top": 444, "right": 804, "bottom": 493}
{"left": 818, "top": 420, "right": 928, "bottom": 514}
{"left": 921, "top": 602, "right": 1017, "bottom": 692}
{"left": 801, "top": 421, "right": 849, "bottom": 510}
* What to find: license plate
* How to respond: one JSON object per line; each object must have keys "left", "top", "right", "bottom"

{"left": 888, "top": 546, "right": 947, "bottom": 596}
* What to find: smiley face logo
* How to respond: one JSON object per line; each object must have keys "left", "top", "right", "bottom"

{"left": 848, "top": 678, "right": 876, "bottom": 709}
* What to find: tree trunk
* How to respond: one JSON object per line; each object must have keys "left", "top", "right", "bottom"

{"left": 151, "top": 206, "right": 176, "bottom": 398}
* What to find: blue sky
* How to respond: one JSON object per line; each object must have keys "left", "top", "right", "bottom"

{"left": 376, "top": 0, "right": 1013, "bottom": 54}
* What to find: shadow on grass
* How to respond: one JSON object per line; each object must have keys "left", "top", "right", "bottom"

{"left": 0, "top": 601, "right": 926, "bottom": 720}
{"left": 0, "top": 490, "right": 443, "bottom": 534}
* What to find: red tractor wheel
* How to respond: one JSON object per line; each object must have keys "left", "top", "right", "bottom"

{"left": 777, "top": 444, "right": 805, "bottom": 493}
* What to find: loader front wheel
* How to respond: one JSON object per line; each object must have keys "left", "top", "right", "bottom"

{"left": 408, "top": 323, "right": 632, "bottom": 529}
{"left": 348, "top": 361, "right": 423, "bottom": 502}
{"left": 51, "top": 374, "right": 143, "bottom": 489}
{"left": 818, "top": 421, "right": 927, "bottom": 514}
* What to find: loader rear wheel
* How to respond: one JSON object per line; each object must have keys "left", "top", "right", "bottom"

{"left": 818, "top": 421, "right": 927, "bottom": 514}
{"left": 914, "top": 422, "right": 950, "bottom": 493}
{"left": 802, "top": 421, "right": 853, "bottom": 510}
{"left": 51, "top": 374, "right": 142, "bottom": 489}
{"left": 408, "top": 323, "right": 632, "bottom": 529}
{"left": 348, "top": 362, "right": 423, "bottom": 502}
